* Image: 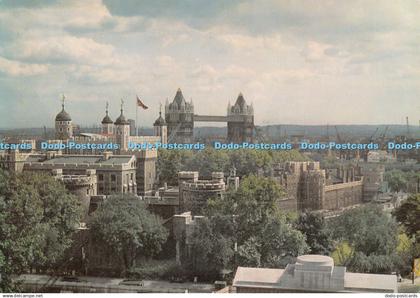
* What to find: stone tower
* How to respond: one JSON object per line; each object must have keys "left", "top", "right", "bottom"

{"left": 55, "top": 95, "right": 73, "bottom": 140}
{"left": 154, "top": 104, "right": 167, "bottom": 144}
{"left": 227, "top": 93, "right": 254, "bottom": 143}
{"left": 114, "top": 100, "right": 130, "bottom": 151}
{"left": 101, "top": 102, "right": 114, "bottom": 135}
{"left": 165, "top": 88, "right": 194, "bottom": 143}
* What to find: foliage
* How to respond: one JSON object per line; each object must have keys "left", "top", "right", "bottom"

{"left": 295, "top": 212, "right": 333, "bottom": 255}
{"left": 90, "top": 194, "right": 169, "bottom": 271}
{"left": 0, "top": 170, "right": 82, "bottom": 292}
{"left": 157, "top": 148, "right": 309, "bottom": 185}
{"left": 126, "top": 259, "right": 180, "bottom": 280}
{"left": 384, "top": 170, "right": 408, "bottom": 192}
{"left": 259, "top": 214, "right": 308, "bottom": 267}
{"left": 156, "top": 149, "right": 193, "bottom": 186}
{"left": 394, "top": 194, "right": 420, "bottom": 240}
{"left": 185, "top": 148, "right": 229, "bottom": 177}
{"left": 190, "top": 175, "right": 309, "bottom": 273}
{"left": 188, "top": 215, "right": 235, "bottom": 279}
{"left": 331, "top": 241, "right": 354, "bottom": 266}
{"left": 328, "top": 205, "right": 400, "bottom": 273}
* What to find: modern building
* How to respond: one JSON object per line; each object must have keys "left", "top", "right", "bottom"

{"left": 233, "top": 255, "right": 397, "bottom": 293}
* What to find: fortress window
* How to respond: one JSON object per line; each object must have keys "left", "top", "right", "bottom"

{"left": 111, "top": 174, "right": 116, "bottom": 182}
{"left": 98, "top": 174, "right": 103, "bottom": 181}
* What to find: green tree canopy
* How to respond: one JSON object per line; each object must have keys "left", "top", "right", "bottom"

{"left": 192, "top": 175, "right": 308, "bottom": 272}
{"left": 328, "top": 205, "right": 400, "bottom": 273}
{"left": 295, "top": 212, "right": 333, "bottom": 255}
{"left": 0, "top": 170, "right": 82, "bottom": 291}
{"left": 90, "top": 194, "right": 168, "bottom": 271}
{"left": 394, "top": 194, "right": 420, "bottom": 241}
{"left": 384, "top": 170, "right": 408, "bottom": 192}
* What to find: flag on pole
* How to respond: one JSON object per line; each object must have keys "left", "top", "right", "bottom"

{"left": 136, "top": 95, "right": 148, "bottom": 109}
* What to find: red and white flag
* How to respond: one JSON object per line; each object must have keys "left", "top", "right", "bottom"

{"left": 136, "top": 95, "right": 148, "bottom": 109}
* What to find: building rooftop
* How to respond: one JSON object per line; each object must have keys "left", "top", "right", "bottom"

{"left": 26, "top": 154, "right": 134, "bottom": 166}
{"left": 233, "top": 254, "right": 397, "bottom": 293}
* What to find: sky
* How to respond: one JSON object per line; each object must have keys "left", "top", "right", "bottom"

{"left": 0, "top": 0, "right": 419, "bottom": 128}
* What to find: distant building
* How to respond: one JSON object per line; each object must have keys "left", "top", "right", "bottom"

{"left": 272, "top": 161, "right": 384, "bottom": 212}
{"left": 233, "top": 255, "right": 397, "bottom": 293}
{"left": 22, "top": 151, "right": 137, "bottom": 196}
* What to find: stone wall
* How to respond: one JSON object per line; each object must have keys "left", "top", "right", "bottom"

{"left": 323, "top": 180, "right": 363, "bottom": 210}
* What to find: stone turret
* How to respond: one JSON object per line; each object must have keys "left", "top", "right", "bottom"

{"left": 114, "top": 100, "right": 130, "bottom": 151}
{"left": 154, "top": 104, "right": 167, "bottom": 144}
{"left": 165, "top": 88, "right": 194, "bottom": 143}
{"left": 55, "top": 95, "right": 73, "bottom": 140}
{"left": 227, "top": 93, "right": 254, "bottom": 143}
{"left": 101, "top": 102, "right": 114, "bottom": 135}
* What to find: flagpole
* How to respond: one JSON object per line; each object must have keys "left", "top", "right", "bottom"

{"left": 136, "top": 96, "right": 138, "bottom": 136}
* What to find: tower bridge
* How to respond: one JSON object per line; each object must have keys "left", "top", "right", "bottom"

{"left": 165, "top": 88, "right": 254, "bottom": 143}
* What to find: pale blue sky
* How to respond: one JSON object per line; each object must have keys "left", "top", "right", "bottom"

{"left": 0, "top": 0, "right": 419, "bottom": 128}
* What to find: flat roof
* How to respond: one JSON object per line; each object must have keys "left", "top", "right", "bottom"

{"left": 345, "top": 272, "right": 397, "bottom": 292}
{"left": 233, "top": 266, "right": 397, "bottom": 292}
{"left": 233, "top": 267, "right": 285, "bottom": 288}
{"left": 25, "top": 154, "right": 134, "bottom": 166}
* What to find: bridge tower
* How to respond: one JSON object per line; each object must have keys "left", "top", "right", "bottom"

{"left": 227, "top": 93, "right": 254, "bottom": 143}
{"left": 165, "top": 88, "right": 194, "bottom": 143}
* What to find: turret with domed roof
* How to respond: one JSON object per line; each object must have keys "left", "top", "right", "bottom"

{"left": 101, "top": 102, "right": 114, "bottom": 135}
{"left": 114, "top": 99, "right": 130, "bottom": 150}
{"left": 154, "top": 104, "right": 167, "bottom": 144}
{"left": 55, "top": 95, "right": 73, "bottom": 140}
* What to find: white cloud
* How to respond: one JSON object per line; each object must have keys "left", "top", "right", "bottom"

{"left": 0, "top": 0, "right": 419, "bottom": 127}
{"left": 0, "top": 56, "right": 48, "bottom": 76}
{"left": 7, "top": 35, "right": 116, "bottom": 66}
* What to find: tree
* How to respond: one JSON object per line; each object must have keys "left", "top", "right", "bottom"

{"left": 228, "top": 149, "right": 272, "bottom": 177}
{"left": 197, "top": 175, "right": 309, "bottom": 270}
{"left": 331, "top": 241, "right": 353, "bottom": 266}
{"left": 328, "top": 205, "right": 400, "bottom": 273}
{"left": 157, "top": 149, "right": 192, "bottom": 186}
{"left": 90, "top": 195, "right": 168, "bottom": 271}
{"left": 188, "top": 215, "right": 235, "bottom": 278}
{"left": 0, "top": 170, "right": 82, "bottom": 291}
{"left": 295, "top": 212, "right": 333, "bottom": 255}
{"left": 259, "top": 214, "right": 309, "bottom": 267}
{"left": 394, "top": 194, "right": 420, "bottom": 240}
{"left": 237, "top": 237, "right": 261, "bottom": 267}
{"left": 185, "top": 148, "right": 229, "bottom": 177}
{"left": 384, "top": 170, "right": 407, "bottom": 192}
